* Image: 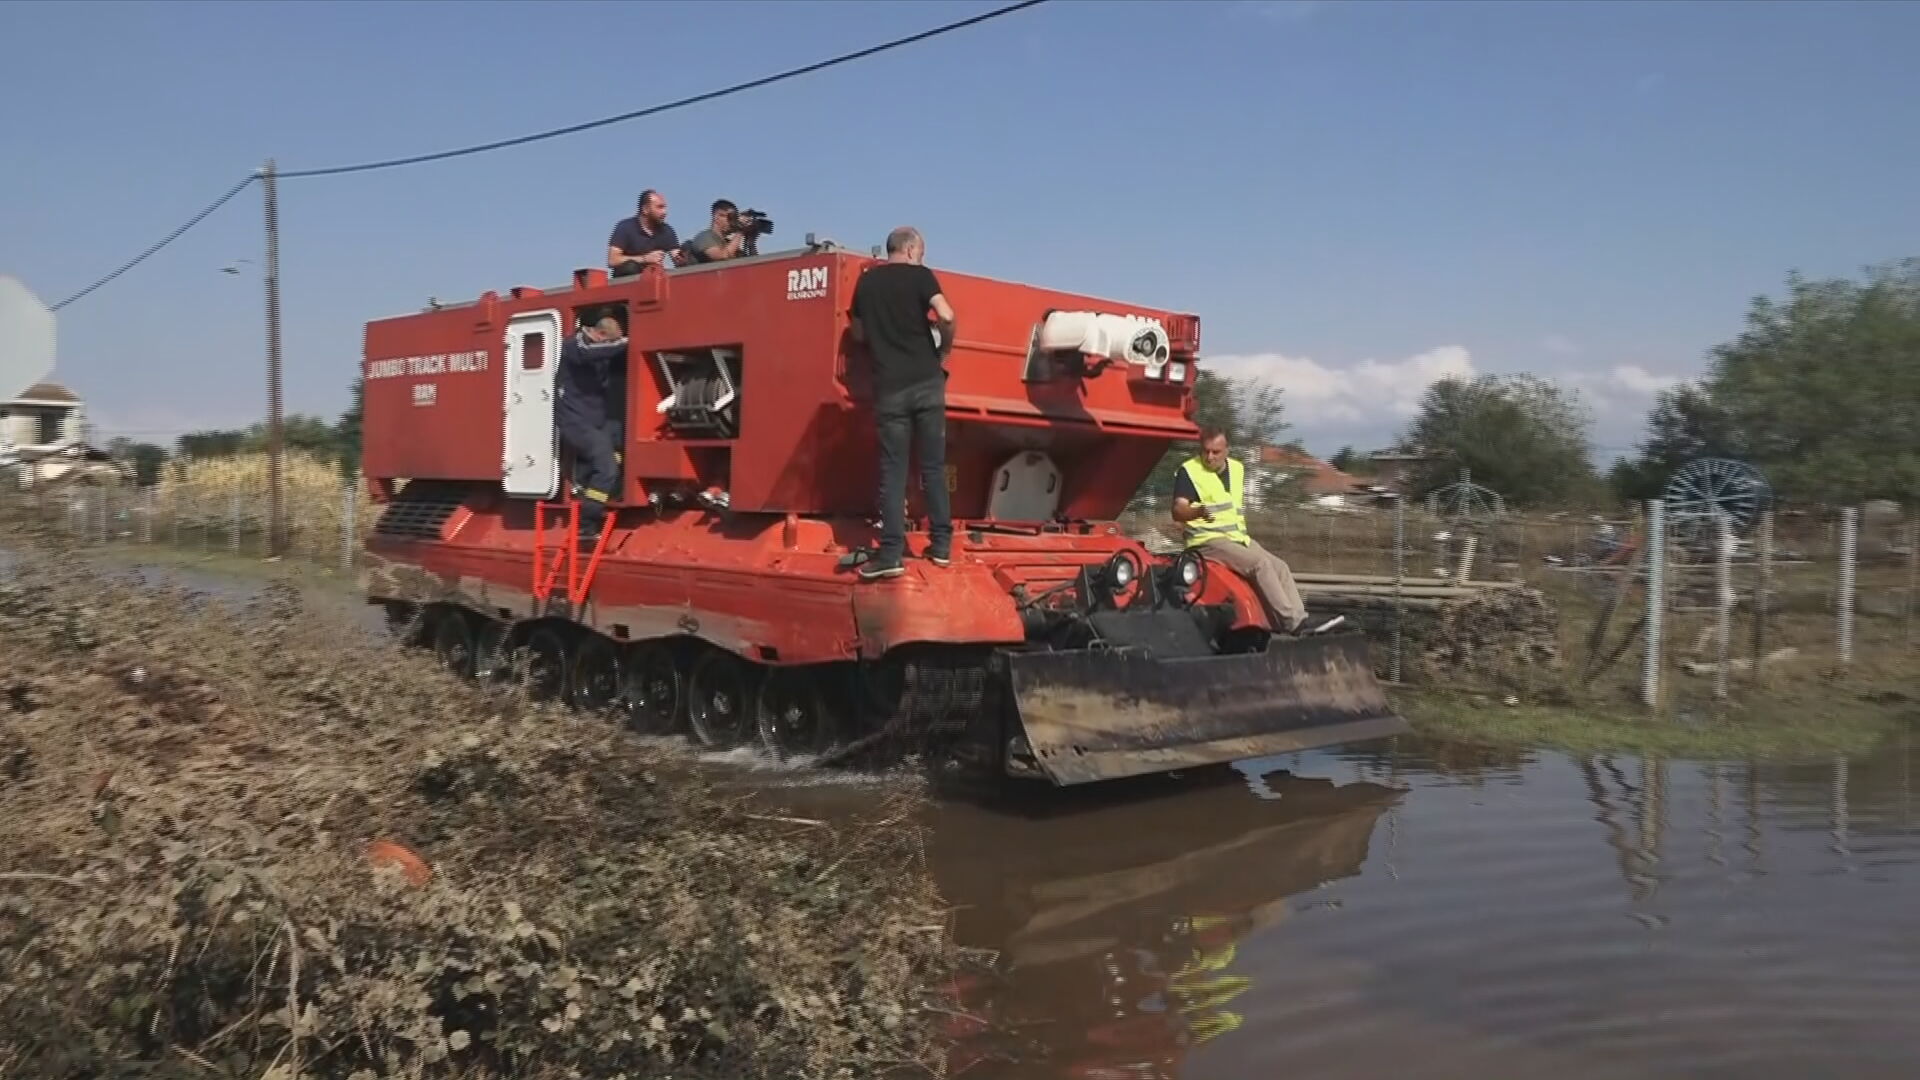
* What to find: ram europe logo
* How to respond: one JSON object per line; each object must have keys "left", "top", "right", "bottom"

{"left": 785, "top": 265, "right": 828, "bottom": 302}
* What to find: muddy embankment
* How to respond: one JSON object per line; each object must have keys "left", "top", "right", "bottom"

{"left": 0, "top": 536, "right": 957, "bottom": 1080}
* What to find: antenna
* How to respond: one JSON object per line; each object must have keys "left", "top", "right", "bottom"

{"left": 0, "top": 275, "right": 56, "bottom": 399}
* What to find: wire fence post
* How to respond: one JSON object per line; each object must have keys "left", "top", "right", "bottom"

{"left": 1906, "top": 509, "right": 1917, "bottom": 645}
{"left": 1391, "top": 493, "right": 1405, "bottom": 684}
{"left": 341, "top": 480, "right": 357, "bottom": 573}
{"left": 1644, "top": 499, "right": 1665, "bottom": 712}
{"left": 1751, "top": 507, "right": 1773, "bottom": 682}
{"left": 230, "top": 491, "right": 242, "bottom": 555}
{"left": 1714, "top": 512, "right": 1733, "bottom": 702}
{"left": 1837, "top": 505, "right": 1858, "bottom": 670}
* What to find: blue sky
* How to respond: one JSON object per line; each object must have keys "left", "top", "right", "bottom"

{"left": 4, "top": 0, "right": 1918, "bottom": 461}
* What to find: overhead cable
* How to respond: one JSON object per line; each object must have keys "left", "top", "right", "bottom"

{"left": 45, "top": 0, "right": 1051, "bottom": 310}
{"left": 50, "top": 174, "right": 258, "bottom": 311}
{"left": 280, "top": 0, "right": 1050, "bottom": 179}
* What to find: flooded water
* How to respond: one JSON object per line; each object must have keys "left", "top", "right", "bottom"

{"left": 29, "top": 550, "right": 1920, "bottom": 1076}
{"left": 753, "top": 736, "right": 1920, "bottom": 1080}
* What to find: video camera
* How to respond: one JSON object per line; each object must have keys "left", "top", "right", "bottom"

{"left": 725, "top": 207, "right": 775, "bottom": 256}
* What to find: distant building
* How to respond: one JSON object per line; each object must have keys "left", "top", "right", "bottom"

{"left": 1256, "top": 446, "right": 1368, "bottom": 499}
{"left": 1, "top": 381, "right": 125, "bottom": 486}
{"left": 1, "top": 381, "right": 85, "bottom": 454}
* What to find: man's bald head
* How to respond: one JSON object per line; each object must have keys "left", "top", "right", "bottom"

{"left": 884, "top": 226, "right": 924, "bottom": 263}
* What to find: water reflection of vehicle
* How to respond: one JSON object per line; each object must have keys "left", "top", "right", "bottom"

{"left": 928, "top": 769, "right": 1402, "bottom": 1078}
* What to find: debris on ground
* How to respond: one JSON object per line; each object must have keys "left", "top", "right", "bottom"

{"left": 0, "top": 541, "right": 956, "bottom": 1079}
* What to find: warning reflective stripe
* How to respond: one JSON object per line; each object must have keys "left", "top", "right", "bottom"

{"left": 582, "top": 488, "right": 610, "bottom": 503}
{"left": 1179, "top": 456, "right": 1251, "bottom": 549}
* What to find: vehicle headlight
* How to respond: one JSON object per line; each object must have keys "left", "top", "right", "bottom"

{"left": 1105, "top": 552, "right": 1137, "bottom": 591}
{"left": 1178, "top": 552, "right": 1202, "bottom": 587}
{"left": 1165, "top": 551, "right": 1205, "bottom": 606}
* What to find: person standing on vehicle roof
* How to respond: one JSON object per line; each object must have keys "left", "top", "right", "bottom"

{"left": 847, "top": 226, "right": 957, "bottom": 581}
{"left": 1171, "top": 429, "right": 1345, "bottom": 635}
{"left": 556, "top": 314, "right": 629, "bottom": 550}
{"left": 607, "top": 190, "right": 681, "bottom": 278}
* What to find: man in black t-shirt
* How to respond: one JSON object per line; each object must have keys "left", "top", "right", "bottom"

{"left": 607, "top": 190, "right": 681, "bottom": 278}
{"left": 848, "top": 226, "right": 958, "bottom": 580}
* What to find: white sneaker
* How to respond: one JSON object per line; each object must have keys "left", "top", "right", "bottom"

{"left": 1297, "top": 614, "right": 1347, "bottom": 635}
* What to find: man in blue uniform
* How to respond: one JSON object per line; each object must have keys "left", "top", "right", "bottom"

{"left": 556, "top": 313, "right": 630, "bottom": 549}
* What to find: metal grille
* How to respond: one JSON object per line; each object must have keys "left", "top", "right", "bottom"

{"left": 373, "top": 483, "right": 467, "bottom": 540}
{"left": 895, "top": 654, "right": 990, "bottom": 736}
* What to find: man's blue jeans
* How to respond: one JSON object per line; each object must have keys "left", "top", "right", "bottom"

{"left": 874, "top": 378, "right": 952, "bottom": 564}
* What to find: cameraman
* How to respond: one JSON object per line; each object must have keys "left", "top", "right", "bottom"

{"left": 683, "top": 199, "right": 749, "bottom": 265}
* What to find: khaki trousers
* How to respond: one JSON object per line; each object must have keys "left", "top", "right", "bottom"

{"left": 1198, "top": 536, "right": 1307, "bottom": 632}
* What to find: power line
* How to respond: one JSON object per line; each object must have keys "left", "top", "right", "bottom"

{"left": 50, "top": 174, "right": 258, "bottom": 311}
{"left": 281, "top": 0, "right": 1050, "bottom": 179}
{"left": 43, "top": 1, "right": 1050, "bottom": 312}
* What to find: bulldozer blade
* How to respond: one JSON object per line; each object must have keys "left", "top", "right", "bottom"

{"left": 1003, "top": 632, "right": 1406, "bottom": 786}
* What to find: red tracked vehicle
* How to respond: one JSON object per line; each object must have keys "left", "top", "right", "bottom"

{"left": 357, "top": 238, "right": 1404, "bottom": 785}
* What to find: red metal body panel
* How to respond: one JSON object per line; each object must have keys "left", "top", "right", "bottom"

{"left": 357, "top": 245, "right": 1271, "bottom": 664}
{"left": 361, "top": 249, "right": 1200, "bottom": 520}
{"left": 361, "top": 503, "right": 1265, "bottom": 663}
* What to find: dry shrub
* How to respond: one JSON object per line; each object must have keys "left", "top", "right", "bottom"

{"left": 0, "top": 542, "right": 955, "bottom": 1079}
{"left": 155, "top": 451, "right": 377, "bottom": 553}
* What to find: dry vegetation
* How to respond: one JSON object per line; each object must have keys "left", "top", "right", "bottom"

{"left": 0, "top": 537, "right": 957, "bottom": 1080}
{"left": 153, "top": 452, "right": 379, "bottom": 562}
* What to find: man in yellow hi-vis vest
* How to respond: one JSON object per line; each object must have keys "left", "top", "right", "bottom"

{"left": 1171, "top": 428, "right": 1344, "bottom": 635}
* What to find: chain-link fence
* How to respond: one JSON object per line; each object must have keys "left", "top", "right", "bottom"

{"left": 7, "top": 468, "right": 1913, "bottom": 708}
{"left": 2, "top": 452, "right": 375, "bottom": 573}
{"left": 1121, "top": 499, "right": 1917, "bottom": 709}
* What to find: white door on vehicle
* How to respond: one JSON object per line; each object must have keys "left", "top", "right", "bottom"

{"left": 502, "top": 309, "right": 564, "bottom": 499}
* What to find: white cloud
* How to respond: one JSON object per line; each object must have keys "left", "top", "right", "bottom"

{"left": 1608, "top": 364, "right": 1682, "bottom": 395}
{"left": 1207, "top": 345, "right": 1476, "bottom": 427}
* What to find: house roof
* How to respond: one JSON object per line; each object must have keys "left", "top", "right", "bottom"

{"left": 9, "top": 381, "right": 80, "bottom": 404}
{"left": 1257, "top": 446, "right": 1366, "bottom": 496}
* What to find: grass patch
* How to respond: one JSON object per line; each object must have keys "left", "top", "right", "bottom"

{"left": 1395, "top": 676, "right": 1919, "bottom": 761}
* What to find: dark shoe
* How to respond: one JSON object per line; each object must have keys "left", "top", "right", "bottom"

{"left": 858, "top": 557, "right": 906, "bottom": 581}
{"left": 925, "top": 546, "right": 952, "bottom": 568}
{"left": 576, "top": 530, "right": 603, "bottom": 555}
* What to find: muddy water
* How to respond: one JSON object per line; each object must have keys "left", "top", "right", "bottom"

{"left": 752, "top": 737, "right": 1920, "bottom": 1080}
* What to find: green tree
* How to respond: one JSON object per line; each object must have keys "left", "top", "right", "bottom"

{"left": 1328, "top": 445, "right": 1376, "bottom": 477}
{"left": 1607, "top": 383, "right": 1743, "bottom": 501}
{"left": 335, "top": 376, "right": 364, "bottom": 479}
{"left": 1397, "top": 374, "right": 1603, "bottom": 508}
{"left": 175, "top": 429, "right": 248, "bottom": 459}
{"left": 1628, "top": 260, "right": 1920, "bottom": 504}
{"left": 106, "top": 438, "right": 170, "bottom": 487}
{"left": 1127, "top": 370, "right": 1296, "bottom": 513}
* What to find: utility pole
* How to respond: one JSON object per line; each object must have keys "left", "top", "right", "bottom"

{"left": 263, "top": 158, "right": 285, "bottom": 557}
